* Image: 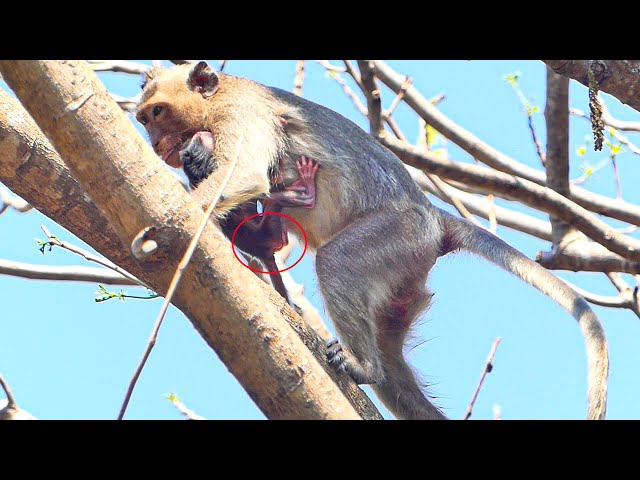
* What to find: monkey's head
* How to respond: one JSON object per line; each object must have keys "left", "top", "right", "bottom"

{"left": 136, "top": 61, "right": 219, "bottom": 168}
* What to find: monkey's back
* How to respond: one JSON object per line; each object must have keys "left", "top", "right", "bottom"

{"left": 264, "top": 86, "right": 435, "bottom": 249}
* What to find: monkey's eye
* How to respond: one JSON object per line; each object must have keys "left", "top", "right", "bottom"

{"left": 152, "top": 106, "right": 163, "bottom": 117}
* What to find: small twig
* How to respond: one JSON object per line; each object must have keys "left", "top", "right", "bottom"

{"left": 219, "top": 60, "right": 228, "bottom": 72}
{"left": 606, "top": 272, "right": 629, "bottom": 292}
{"left": 430, "top": 93, "right": 446, "bottom": 106}
{"left": 117, "top": 138, "right": 243, "bottom": 420}
{"left": 314, "top": 60, "right": 347, "bottom": 73}
{"left": 324, "top": 68, "right": 368, "bottom": 115}
{"left": 487, "top": 194, "right": 498, "bottom": 233}
{"left": 87, "top": 60, "right": 150, "bottom": 75}
{"left": 95, "top": 285, "right": 158, "bottom": 303}
{"left": 493, "top": 404, "right": 502, "bottom": 420}
{"left": 571, "top": 106, "right": 640, "bottom": 157}
{"left": 342, "top": 60, "right": 365, "bottom": 92}
{"left": 463, "top": 337, "right": 501, "bottom": 420}
{"left": 0, "top": 188, "right": 32, "bottom": 215}
{"left": 39, "top": 226, "right": 150, "bottom": 290}
{"left": 528, "top": 115, "right": 546, "bottom": 165}
{"left": 110, "top": 93, "right": 141, "bottom": 112}
{"left": 0, "top": 258, "right": 137, "bottom": 285}
{"left": 0, "top": 374, "right": 17, "bottom": 409}
{"left": 385, "top": 76, "right": 413, "bottom": 116}
{"left": 167, "top": 393, "right": 206, "bottom": 420}
{"left": 611, "top": 154, "right": 623, "bottom": 199}
{"left": 293, "top": 60, "right": 305, "bottom": 97}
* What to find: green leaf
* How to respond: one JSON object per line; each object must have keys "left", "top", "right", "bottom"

{"left": 577, "top": 146, "right": 586, "bottom": 157}
{"left": 610, "top": 144, "right": 622, "bottom": 155}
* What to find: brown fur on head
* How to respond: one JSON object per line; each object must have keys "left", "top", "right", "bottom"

{"left": 136, "top": 62, "right": 219, "bottom": 168}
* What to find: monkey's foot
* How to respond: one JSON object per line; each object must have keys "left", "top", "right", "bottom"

{"left": 326, "top": 339, "right": 381, "bottom": 385}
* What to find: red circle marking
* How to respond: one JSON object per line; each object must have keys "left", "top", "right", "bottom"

{"left": 230, "top": 211, "right": 308, "bottom": 274}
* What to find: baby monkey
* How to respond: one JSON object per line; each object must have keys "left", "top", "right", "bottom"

{"left": 178, "top": 131, "right": 319, "bottom": 305}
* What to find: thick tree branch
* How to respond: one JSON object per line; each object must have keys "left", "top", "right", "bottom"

{"left": 406, "top": 166, "right": 553, "bottom": 241}
{"left": 380, "top": 134, "right": 640, "bottom": 261}
{"left": 0, "top": 61, "right": 381, "bottom": 420}
{"left": 544, "top": 60, "right": 640, "bottom": 112}
{"left": 536, "top": 241, "right": 640, "bottom": 275}
{"left": 545, "top": 67, "right": 574, "bottom": 244}
{"left": 373, "top": 60, "right": 640, "bottom": 227}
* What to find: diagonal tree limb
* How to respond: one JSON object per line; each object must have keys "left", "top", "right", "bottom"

{"left": 379, "top": 134, "right": 640, "bottom": 261}
{"left": 372, "top": 60, "right": 640, "bottom": 227}
{"left": 0, "top": 60, "right": 381, "bottom": 420}
{"left": 544, "top": 60, "right": 640, "bottom": 112}
{"left": 0, "top": 259, "right": 136, "bottom": 285}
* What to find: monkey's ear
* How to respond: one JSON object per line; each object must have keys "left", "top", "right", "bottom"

{"left": 188, "top": 61, "right": 220, "bottom": 98}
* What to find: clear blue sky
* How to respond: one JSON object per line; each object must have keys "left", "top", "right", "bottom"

{"left": 1, "top": 60, "right": 639, "bottom": 420}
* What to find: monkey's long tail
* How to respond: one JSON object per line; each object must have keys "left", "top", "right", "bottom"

{"left": 447, "top": 213, "right": 609, "bottom": 420}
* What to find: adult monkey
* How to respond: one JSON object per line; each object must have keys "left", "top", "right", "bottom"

{"left": 178, "top": 130, "right": 318, "bottom": 306}
{"left": 136, "top": 61, "right": 609, "bottom": 420}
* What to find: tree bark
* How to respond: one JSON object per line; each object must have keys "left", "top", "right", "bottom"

{"left": 544, "top": 60, "right": 640, "bottom": 112}
{"left": 0, "top": 60, "right": 382, "bottom": 420}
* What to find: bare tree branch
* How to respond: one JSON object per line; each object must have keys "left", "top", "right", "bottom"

{"left": 559, "top": 276, "right": 640, "bottom": 319}
{"left": 119, "top": 139, "right": 242, "bottom": 420}
{"left": 544, "top": 60, "right": 640, "bottom": 112}
{"left": 87, "top": 60, "right": 150, "bottom": 75}
{"left": 168, "top": 393, "right": 206, "bottom": 420}
{"left": 0, "top": 187, "right": 32, "bottom": 214}
{"left": 537, "top": 241, "right": 640, "bottom": 274}
{"left": 571, "top": 106, "right": 640, "bottom": 133}
{"left": 0, "top": 374, "right": 36, "bottom": 420}
{"left": 407, "top": 166, "right": 553, "bottom": 241}
{"left": 373, "top": 60, "right": 640, "bottom": 227}
{"left": 0, "top": 259, "right": 136, "bottom": 285}
{"left": 380, "top": 134, "right": 640, "bottom": 261}
{"left": 0, "top": 60, "right": 381, "bottom": 420}
{"left": 40, "top": 226, "right": 150, "bottom": 290}
{"left": 0, "top": 374, "right": 17, "bottom": 409}
{"left": 545, "top": 66, "right": 575, "bottom": 244}
{"left": 357, "top": 60, "right": 383, "bottom": 137}
{"left": 315, "top": 60, "right": 347, "bottom": 73}
{"left": 571, "top": 103, "right": 640, "bottom": 157}
{"left": 293, "top": 60, "right": 305, "bottom": 97}
{"left": 463, "top": 337, "right": 501, "bottom": 420}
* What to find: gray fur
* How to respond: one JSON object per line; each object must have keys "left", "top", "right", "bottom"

{"left": 143, "top": 66, "right": 609, "bottom": 420}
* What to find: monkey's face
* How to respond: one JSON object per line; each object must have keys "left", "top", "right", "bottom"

{"left": 136, "top": 62, "right": 220, "bottom": 169}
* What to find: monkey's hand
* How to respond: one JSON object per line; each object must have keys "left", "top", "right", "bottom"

{"left": 180, "top": 131, "right": 217, "bottom": 188}
{"left": 267, "top": 156, "right": 319, "bottom": 209}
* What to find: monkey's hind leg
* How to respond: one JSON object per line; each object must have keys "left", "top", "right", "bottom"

{"left": 316, "top": 207, "right": 445, "bottom": 419}
{"left": 372, "top": 286, "right": 447, "bottom": 420}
